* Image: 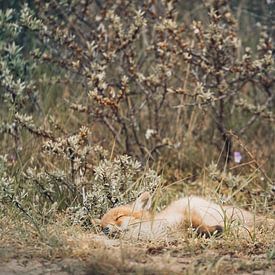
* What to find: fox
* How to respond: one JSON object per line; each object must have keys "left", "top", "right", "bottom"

{"left": 100, "top": 192, "right": 273, "bottom": 240}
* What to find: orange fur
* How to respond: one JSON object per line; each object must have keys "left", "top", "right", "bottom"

{"left": 100, "top": 192, "right": 272, "bottom": 239}
{"left": 101, "top": 206, "right": 151, "bottom": 228}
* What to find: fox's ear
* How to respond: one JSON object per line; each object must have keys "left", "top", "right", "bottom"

{"left": 132, "top": 192, "right": 152, "bottom": 211}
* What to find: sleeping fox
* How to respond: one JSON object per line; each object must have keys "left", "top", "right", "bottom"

{"left": 100, "top": 192, "right": 273, "bottom": 240}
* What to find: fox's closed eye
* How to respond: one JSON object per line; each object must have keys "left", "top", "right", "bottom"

{"left": 115, "top": 215, "right": 124, "bottom": 221}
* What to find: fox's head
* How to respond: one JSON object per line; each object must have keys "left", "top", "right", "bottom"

{"left": 100, "top": 192, "right": 152, "bottom": 236}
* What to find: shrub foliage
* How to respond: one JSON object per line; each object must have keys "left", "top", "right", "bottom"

{"left": 0, "top": 0, "right": 274, "bottom": 226}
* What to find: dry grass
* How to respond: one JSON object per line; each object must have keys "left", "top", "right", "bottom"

{"left": 0, "top": 1, "right": 274, "bottom": 274}
{"left": 1, "top": 192, "right": 274, "bottom": 275}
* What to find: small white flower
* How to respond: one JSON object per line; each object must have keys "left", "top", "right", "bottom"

{"left": 145, "top": 129, "right": 156, "bottom": 140}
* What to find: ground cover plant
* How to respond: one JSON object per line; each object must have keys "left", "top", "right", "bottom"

{"left": 0, "top": 0, "right": 274, "bottom": 274}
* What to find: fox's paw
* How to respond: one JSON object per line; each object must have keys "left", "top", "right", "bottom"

{"left": 196, "top": 225, "right": 223, "bottom": 238}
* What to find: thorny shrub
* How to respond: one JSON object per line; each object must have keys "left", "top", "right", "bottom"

{"left": 0, "top": 1, "right": 274, "bottom": 227}
{"left": 0, "top": 124, "right": 162, "bottom": 225}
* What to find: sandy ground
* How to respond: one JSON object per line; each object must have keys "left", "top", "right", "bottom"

{"left": 0, "top": 233, "right": 274, "bottom": 275}
{"left": 0, "top": 258, "right": 87, "bottom": 275}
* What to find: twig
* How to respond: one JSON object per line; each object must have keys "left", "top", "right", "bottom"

{"left": 228, "top": 130, "right": 273, "bottom": 185}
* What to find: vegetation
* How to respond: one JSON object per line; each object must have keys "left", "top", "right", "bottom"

{"left": 0, "top": 0, "right": 274, "bottom": 274}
